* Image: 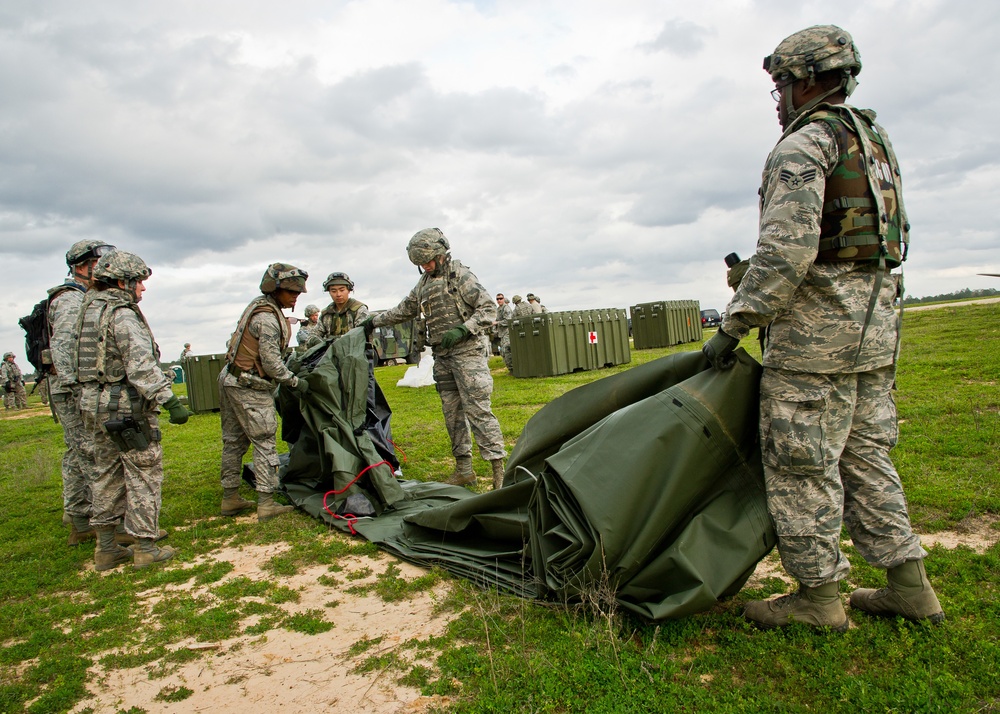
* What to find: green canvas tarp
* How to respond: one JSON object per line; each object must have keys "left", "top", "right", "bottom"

{"left": 278, "top": 329, "right": 776, "bottom": 620}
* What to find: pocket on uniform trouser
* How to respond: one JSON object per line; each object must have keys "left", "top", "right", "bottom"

{"left": 244, "top": 405, "right": 278, "bottom": 443}
{"left": 760, "top": 372, "right": 832, "bottom": 478}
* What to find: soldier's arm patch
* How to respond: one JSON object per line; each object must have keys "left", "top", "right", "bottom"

{"left": 779, "top": 168, "right": 818, "bottom": 189}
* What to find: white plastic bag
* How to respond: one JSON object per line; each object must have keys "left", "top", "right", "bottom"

{"left": 396, "top": 349, "right": 435, "bottom": 388}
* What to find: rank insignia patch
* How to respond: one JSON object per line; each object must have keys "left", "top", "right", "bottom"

{"left": 779, "top": 168, "right": 817, "bottom": 189}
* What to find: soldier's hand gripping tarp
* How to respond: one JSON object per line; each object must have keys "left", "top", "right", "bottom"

{"left": 280, "top": 328, "right": 776, "bottom": 621}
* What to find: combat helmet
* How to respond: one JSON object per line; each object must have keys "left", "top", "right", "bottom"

{"left": 765, "top": 25, "right": 861, "bottom": 125}
{"left": 260, "top": 263, "right": 308, "bottom": 294}
{"left": 304, "top": 304, "right": 320, "bottom": 318}
{"left": 3, "top": 352, "right": 13, "bottom": 361}
{"left": 93, "top": 250, "right": 151, "bottom": 285}
{"left": 66, "top": 240, "right": 116, "bottom": 267}
{"left": 322, "top": 272, "right": 355, "bottom": 291}
{"left": 406, "top": 228, "right": 450, "bottom": 266}
{"left": 512, "top": 295, "right": 522, "bottom": 303}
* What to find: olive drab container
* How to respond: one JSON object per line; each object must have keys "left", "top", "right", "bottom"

{"left": 630, "top": 300, "right": 702, "bottom": 349}
{"left": 182, "top": 353, "right": 228, "bottom": 413}
{"left": 508, "top": 308, "right": 631, "bottom": 378}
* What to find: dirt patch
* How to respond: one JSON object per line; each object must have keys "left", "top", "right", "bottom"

{"left": 0, "top": 405, "right": 50, "bottom": 420}
{"left": 72, "top": 543, "right": 459, "bottom": 714}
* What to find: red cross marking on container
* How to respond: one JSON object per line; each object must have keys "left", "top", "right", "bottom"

{"left": 588, "top": 331, "right": 598, "bottom": 344}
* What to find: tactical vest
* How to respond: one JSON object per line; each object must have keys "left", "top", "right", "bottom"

{"left": 420, "top": 257, "right": 474, "bottom": 343}
{"left": 805, "top": 106, "right": 909, "bottom": 267}
{"left": 226, "top": 296, "right": 290, "bottom": 376}
{"left": 321, "top": 298, "right": 367, "bottom": 338}
{"left": 75, "top": 289, "right": 152, "bottom": 384}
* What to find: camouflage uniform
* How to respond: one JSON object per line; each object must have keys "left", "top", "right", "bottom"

{"left": 310, "top": 298, "right": 370, "bottom": 346}
{"left": 2, "top": 356, "right": 28, "bottom": 409}
{"left": 36, "top": 375, "right": 49, "bottom": 405}
{"left": 721, "top": 103, "right": 924, "bottom": 587}
{"left": 373, "top": 253, "right": 506, "bottom": 462}
{"left": 512, "top": 299, "right": 533, "bottom": 319}
{"left": 76, "top": 286, "right": 174, "bottom": 540}
{"left": 496, "top": 301, "right": 514, "bottom": 370}
{"left": 48, "top": 279, "right": 93, "bottom": 521}
{"left": 220, "top": 294, "right": 300, "bottom": 494}
{"left": 296, "top": 322, "right": 319, "bottom": 346}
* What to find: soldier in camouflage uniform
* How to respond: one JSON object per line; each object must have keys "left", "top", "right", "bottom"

{"left": 48, "top": 240, "right": 115, "bottom": 545}
{"left": 2, "top": 353, "right": 28, "bottom": 409}
{"left": 220, "top": 263, "right": 310, "bottom": 521}
{"left": 308, "top": 272, "right": 370, "bottom": 346}
{"left": 703, "top": 26, "right": 943, "bottom": 630}
{"left": 511, "top": 294, "right": 533, "bottom": 319}
{"left": 75, "top": 251, "right": 190, "bottom": 571}
{"left": 493, "top": 293, "right": 514, "bottom": 370}
{"left": 296, "top": 305, "right": 321, "bottom": 346}
{"left": 363, "top": 229, "right": 507, "bottom": 490}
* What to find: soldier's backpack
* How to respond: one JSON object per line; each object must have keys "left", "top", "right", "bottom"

{"left": 18, "top": 284, "right": 85, "bottom": 375}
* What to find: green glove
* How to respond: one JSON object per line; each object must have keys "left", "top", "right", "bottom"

{"left": 359, "top": 316, "right": 376, "bottom": 338}
{"left": 702, "top": 329, "right": 740, "bottom": 370}
{"left": 289, "top": 378, "right": 310, "bottom": 398}
{"left": 163, "top": 395, "right": 191, "bottom": 425}
{"left": 440, "top": 325, "right": 470, "bottom": 349}
{"left": 727, "top": 259, "right": 750, "bottom": 291}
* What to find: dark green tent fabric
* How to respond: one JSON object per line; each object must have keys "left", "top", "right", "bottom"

{"left": 280, "top": 329, "right": 776, "bottom": 620}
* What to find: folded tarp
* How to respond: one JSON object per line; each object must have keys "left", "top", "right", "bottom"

{"left": 279, "top": 328, "right": 776, "bottom": 620}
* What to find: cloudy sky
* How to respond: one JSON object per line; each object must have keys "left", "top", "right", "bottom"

{"left": 2, "top": 0, "right": 998, "bottom": 361}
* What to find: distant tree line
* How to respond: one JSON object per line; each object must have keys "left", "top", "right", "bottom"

{"left": 903, "top": 287, "right": 1000, "bottom": 305}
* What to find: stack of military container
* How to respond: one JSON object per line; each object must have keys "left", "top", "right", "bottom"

{"left": 629, "top": 300, "right": 702, "bottom": 350}
{"left": 508, "top": 308, "right": 631, "bottom": 378}
{"left": 182, "top": 353, "right": 227, "bottom": 413}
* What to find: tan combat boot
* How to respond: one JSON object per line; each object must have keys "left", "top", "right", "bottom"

{"left": 444, "top": 455, "right": 475, "bottom": 486}
{"left": 133, "top": 537, "right": 175, "bottom": 570}
{"left": 850, "top": 559, "right": 945, "bottom": 623}
{"left": 94, "top": 526, "right": 133, "bottom": 572}
{"left": 744, "top": 582, "right": 849, "bottom": 632}
{"left": 257, "top": 492, "right": 294, "bottom": 522}
{"left": 68, "top": 515, "right": 96, "bottom": 546}
{"left": 490, "top": 459, "right": 505, "bottom": 490}
{"left": 221, "top": 487, "right": 256, "bottom": 517}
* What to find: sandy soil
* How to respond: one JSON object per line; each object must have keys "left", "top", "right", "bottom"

{"left": 72, "top": 537, "right": 458, "bottom": 714}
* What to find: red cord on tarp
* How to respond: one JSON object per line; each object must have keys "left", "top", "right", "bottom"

{"left": 322, "top": 460, "right": 390, "bottom": 534}
{"left": 388, "top": 439, "right": 408, "bottom": 464}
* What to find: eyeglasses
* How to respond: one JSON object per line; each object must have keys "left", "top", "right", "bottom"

{"left": 770, "top": 78, "right": 797, "bottom": 103}
{"left": 496, "top": 296, "right": 504, "bottom": 301}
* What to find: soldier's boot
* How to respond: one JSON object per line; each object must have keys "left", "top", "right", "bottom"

{"left": 114, "top": 523, "right": 168, "bottom": 546}
{"left": 490, "top": 459, "right": 506, "bottom": 490}
{"left": 744, "top": 582, "right": 848, "bottom": 632}
{"left": 94, "top": 526, "right": 133, "bottom": 572}
{"left": 221, "top": 487, "right": 256, "bottom": 517}
{"left": 257, "top": 492, "right": 294, "bottom": 522}
{"left": 132, "top": 537, "right": 175, "bottom": 570}
{"left": 68, "top": 515, "right": 96, "bottom": 546}
{"left": 444, "top": 455, "right": 476, "bottom": 487}
{"left": 849, "top": 559, "right": 945, "bottom": 623}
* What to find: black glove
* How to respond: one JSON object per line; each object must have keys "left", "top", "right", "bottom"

{"left": 289, "top": 378, "right": 310, "bottom": 398}
{"left": 163, "top": 395, "right": 192, "bottom": 425}
{"left": 440, "top": 325, "right": 470, "bottom": 349}
{"left": 359, "top": 316, "right": 376, "bottom": 338}
{"left": 702, "top": 329, "right": 740, "bottom": 370}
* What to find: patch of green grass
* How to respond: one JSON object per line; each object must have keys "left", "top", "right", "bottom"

{"left": 283, "top": 610, "right": 334, "bottom": 635}
{"left": 153, "top": 685, "right": 193, "bottom": 703}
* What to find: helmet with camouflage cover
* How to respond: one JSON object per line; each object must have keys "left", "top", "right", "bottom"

{"left": 322, "top": 272, "right": 355, "bottom": 291}
{"left": 764, "top": 25, "right": 861, "bottom": 87}
{"left": 304, "top": 304, "right": 320, "bottom": 318}
{"left": 66, "top": 240, "right": 116, "bottom": 267}
{"left": 93, "top": 250, "right": 151, "bottom": 284}
{"left": 3, "top": 352, "right": 13, "bottom": 361}
{"left": 512, "top": 295, "right": 522, "bottom": 303}
{"left": 260, "top": 263, "right": 308, "bottom": 294}
{"left": 406, "top": 228, "right": 450, "bottom": 266}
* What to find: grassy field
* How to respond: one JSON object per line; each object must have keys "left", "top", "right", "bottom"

{"left": 1, "top": 303, "right": 998, "bottom": 713}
